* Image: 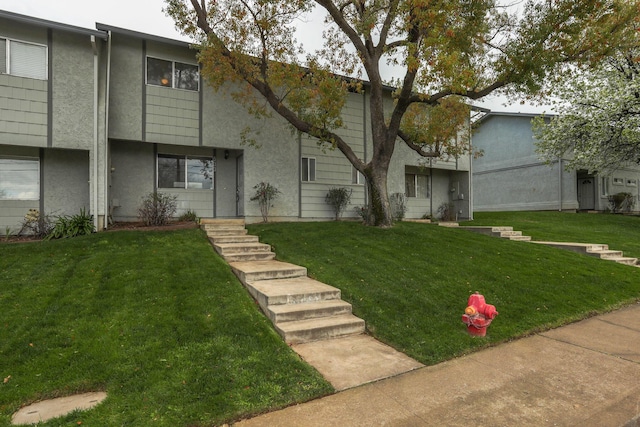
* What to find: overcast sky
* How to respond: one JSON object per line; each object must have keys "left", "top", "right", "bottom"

{"left": 0, "top": 0, "right": 548, "bottom": 114}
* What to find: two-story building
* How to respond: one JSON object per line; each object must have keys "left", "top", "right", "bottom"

{"left": 0, "top": 10, "right": 472, "bottom": 233}
{"left": 472, "top": 112, "right": 640, "bottom": 212}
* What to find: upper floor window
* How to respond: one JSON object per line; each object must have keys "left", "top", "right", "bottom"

{"left": 158, "top": 154, "right": 213, "bottom": 189}
{"left": 0, "top": 38, "right": 48, "bottom": 80}
{"left": 301, "top": 157, "right": 316, "bottom": 182}
{"left": 0, "top": 157, "right": 40, "bottom": 200}
{"left": 147, "top": 57, "right": 199, "bottom": 91}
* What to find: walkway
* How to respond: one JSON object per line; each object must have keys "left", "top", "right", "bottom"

{"left": 235, "top": 303, "right": 640, "bottom": 426}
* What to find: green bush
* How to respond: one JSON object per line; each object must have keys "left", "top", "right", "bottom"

{"left": 250, "top": 182, "right": 281, "bottom": 223}
{"left": 138, "top": 192, "right": 178, "bottom": 226}
{"left": 437, "top": 202, "right": 456, "bottom": 222}
{"left": 178, "top": 209, "right": 198, "bottom": 222}
{"left": 325, "top": 187, "right": 352, "bottom": 220}
{"left": 18, "top": 208, "right": 54, "bottom": 238}
{"left": 46, "top": 208, "right": 95, "bottom": 240}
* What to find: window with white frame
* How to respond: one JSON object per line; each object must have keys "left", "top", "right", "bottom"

{"left": 157, "top": 154, "right": 213, "bottom": 189}
{"left": 405, "top": 173, "right": 430, "bottom": 198}
{"left": 301, "top": 157, "right": 316, "bottom": 182}
{"left": 0, "top": 157, "right": 39, "bottom": 200}
{"left": 351, "top": 165, "right": 364, "bottom": 185}
{"left": 146, "top": 57, "right": 199, "bottom": 91}
{"left": 600, "top": 177, "right": 609, "bottom": 197}
{"left": 0, "top": 37, "right": 47, "bottom": 80}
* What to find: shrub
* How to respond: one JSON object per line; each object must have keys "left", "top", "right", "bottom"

{"left": 46, "top": 208, "right": 95, "bottom": 240}
{"left": 178, "top": 209, "right": 198, "bottom": 222}
{"left": 138, "top": 192, "right": 178, "bottom": 226}
{"left": 608, "top": 192, "right": 635, "bottom": 213}
{"left": 390, "top": 193, "right": 407, "bottom": 221}
{"left": 354, "top": 205, "right": 371, "bottom": 223}
{"left": 325, "top": 187, "right": 352, "bottom": 220}
{"left": 250, "top": 182, "right": 281, "bottom": 223}
{"left": 18, "top": 209, "right": 54, "bottom": 238}
{"left": 437, "top": 202, "right": 456, "bottom": 222}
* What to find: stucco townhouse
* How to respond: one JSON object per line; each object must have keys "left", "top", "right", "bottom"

{"left": 472, "top": 112, "right": 640, "bottom": 213}
{"left": 0, "top": 10, "right": 473, "bottom": 233}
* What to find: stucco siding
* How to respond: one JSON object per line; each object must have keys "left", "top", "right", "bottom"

{"left": 50, "top": 32, "right": 95, "bottom": 150}
{"left": 43, "top": 149, "right": 90, "bottom": 216}
{"left": 108, "top": 35, "right": 143, "bottom": 141}
{"left": 110, "top": 140, "right": 155, "bottom": 221}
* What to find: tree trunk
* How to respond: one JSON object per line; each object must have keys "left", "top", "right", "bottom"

{"left": 364, "top": 165, "right": 393, "bottom": 227}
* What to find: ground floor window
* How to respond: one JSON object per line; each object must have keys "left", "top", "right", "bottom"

{"left": 0, "top": 157, "right": 39, "bottom": 200}
{"left": 600, "top": 177, "right": 609, "bottom": 197}
{"left": 351, "top": 165, "right": 365, "bottom": 185}
{"left": 157, "top": 154, "right": 214, "bottom": 189}
{"left": 301, "top": 157, "right": 316, "bottom": 182}
{"left": 405, "top": 173, "right": 429, "bottom": 198}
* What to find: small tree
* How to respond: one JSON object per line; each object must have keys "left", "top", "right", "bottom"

{"left": 250, "top": 182, "right": 281, "bottom": 223}
{"left": 138, "top": 192, "right": 178, "bottom": 226}
{"left": 325, "top": 187, "right": 352, "bottom": 221}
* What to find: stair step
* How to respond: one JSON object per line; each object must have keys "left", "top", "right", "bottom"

{"left": 205, "top": 229, "right": 249, "bottom": 237}
{"left": 508, "top": 235, "right": 532, "bottom": 241}
{"left": 210, "top": 235, "right": 259, "bottom": 244}
{"left": 497, "top": 230, "right": 521, "bottom": 237}
{"left": 275, "top": 314, "right": 365, "bottom": 344}
{"left": 200, "top": 218, "right": 245, "bottom": 225}
{"left": 587, "top": 249, "right": 623, "bottom": 259}
{"left": 214, "top": 242, "right": 271, "bottom": 255}
{"left": 224, "top": 252, "right": 276, "bottom": 262}
{"left": 230, "top": 260, "right": 307, "bottom": 284}
{"left": 268, "top": 300, "right": 353, "bottom": 323}
{"left": 202, "top": 224, "right": 247, "bottom": 232}
{"left": 246, "top": 276, "right": 342, "bottom": 307}
{"left": 609, "top": 257, "right": 638, "bottom": 266}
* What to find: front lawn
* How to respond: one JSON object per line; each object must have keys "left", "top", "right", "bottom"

{"left": 248, "top": 219, "right": 640, "bottom": 365}
{"left": 2, "top": 214, "right": 639, "bottom": 426}
{"left": 0, "top": 229, "right": 331, "bottom": 427}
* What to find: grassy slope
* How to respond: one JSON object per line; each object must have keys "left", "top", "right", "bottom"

{"left": 469, "top": 211, "right": 640, "bottom": 259}
{"left": 248, "top": 219, "right": 640, "bottom": 365}
{"left": 0, "top": 229, "right": 331, "bottom": 427}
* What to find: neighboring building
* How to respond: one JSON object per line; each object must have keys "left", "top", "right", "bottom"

{"left": 0, "top": 10, "right": 472, "bottom": 233}
{"left": 472, "top": 112, "right": 640, "bottom": 212}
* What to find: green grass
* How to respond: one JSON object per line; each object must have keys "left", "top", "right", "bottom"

{"left": 0, "top": 229, "right": 332, "bottom": 427}
{"left": 3, "top": 214, "right": 640, "bottom": 426}
{"left": 248, "top": 218, "right": 640, "bottom": 365}
{"left": 468, "top": 211, "right": 640, "bottom": 259}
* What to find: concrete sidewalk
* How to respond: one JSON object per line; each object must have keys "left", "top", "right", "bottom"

{"left": 235, "top": 303, "right": 640, "bottom": 426}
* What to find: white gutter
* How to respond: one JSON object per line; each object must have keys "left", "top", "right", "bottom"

{"left": 91, "top": 35, "right": 99, "bottom": 230}
{"left": 104, "top": 31, "right": 112, "bottom": 229}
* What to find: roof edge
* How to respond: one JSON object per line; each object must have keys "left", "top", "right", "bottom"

{"left": 0, "top": 9, "right": 107, "bottom": 40}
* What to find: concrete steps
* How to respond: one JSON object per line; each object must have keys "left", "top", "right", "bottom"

{"left": 532, "top": 242, "right": 639, "bottom": 267}
{"left": 443, "top": 221, "right": 638, "bottom": 268}
{"left": 202, "top": 218, "right": 365, "bottom": 343}
{"left": 456, "top": 225, "right": 532, "bottom": 241}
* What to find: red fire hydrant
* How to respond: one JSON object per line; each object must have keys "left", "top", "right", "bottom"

{"left": 462, "top": 292, "right": 498, "bottom": 337}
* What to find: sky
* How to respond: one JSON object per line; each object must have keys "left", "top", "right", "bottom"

{"left": 0, "top": 0, "right": 549, "bottom": 114}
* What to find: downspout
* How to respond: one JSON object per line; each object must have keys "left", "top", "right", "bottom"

{"left": 91, "top": 35, "right": 99, "bottom": 230}
{"left": 104, "top": 31, "right": 112, "bottom": 229}
{"left": 558, "top": 157, "right": 563, "bottom": 212}
{"left": 469, "top": 136, "right": 473, "bottom": 220}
